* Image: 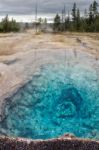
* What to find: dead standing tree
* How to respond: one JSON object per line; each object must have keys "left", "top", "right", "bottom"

{"left": 35, "top": 0, "right": 38, "bottom": 33}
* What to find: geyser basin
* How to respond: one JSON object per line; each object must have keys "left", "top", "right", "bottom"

{"left": 0, "top": 63, "right": 99, "bottom": 140}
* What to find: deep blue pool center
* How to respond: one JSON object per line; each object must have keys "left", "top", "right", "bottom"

{"left": 0, "top": 63, "right": 99, "bottom": 140}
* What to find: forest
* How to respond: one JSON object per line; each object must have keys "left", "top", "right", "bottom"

{"left": 0, "top": 15, "right": 20, "bottom": 32}
{"left": 53, "top": 0, "right": 99, "bottom": 32}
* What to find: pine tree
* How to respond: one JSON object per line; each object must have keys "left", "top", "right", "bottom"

{"left": 92, "top": 1, "right": 99, "bottom": 32}
{"left": 2, "top": 15, "right": 9, "bottom": 32}
{"left": 0, "top": 15, "right": 20, "bottom": 32}
{"left": 53, "top": 14, "right": 61, "bottom": 32}
{"left": 65, "top": 11, "right": 70, "bottom": 31}
{"left": 53, "top": 1, "right": 99, "bottom": 32}
{"left": 72, "top": 3, "right": 77, "bottom": 30}
{"left": 89, "top": 4, "right": 94, "bottom": 24}
{"left": 76, "top": 9, "right": 80, "bottom": 31}
{"left": 93, "top": 0, "right": 98, "bottom": 17}
{"left": 61, "top": 5, "right": 66, "bottom": 31}
{"left": 72, "top": 3, "right": 77, "bottom": 23}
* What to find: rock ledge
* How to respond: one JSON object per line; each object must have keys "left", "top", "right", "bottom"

{"left": 0, "top": 135, "right": 99, "bottom": 150}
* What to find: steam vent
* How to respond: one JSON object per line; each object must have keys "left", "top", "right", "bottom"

{"left": 0, "top": 40, "right": 99, "bottom": 149}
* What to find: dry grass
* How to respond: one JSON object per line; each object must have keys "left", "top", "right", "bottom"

{"left": 0, "top": 31, "right": 99, "bottom": 57}
{"left": 52, "top": 34, "right": 79, "bottom": 47}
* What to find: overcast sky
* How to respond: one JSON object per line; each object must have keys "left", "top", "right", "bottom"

{"left": 0, "top": 0, "right": 99, "bottom": 15}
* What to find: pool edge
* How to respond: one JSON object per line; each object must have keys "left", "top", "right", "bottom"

{"left": 0, "top": 134, "right": 99, "bottom": 150}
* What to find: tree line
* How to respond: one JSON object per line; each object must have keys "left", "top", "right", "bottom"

{"left": 0, "top": 15, "right": 20, "bottom": 32}
{"left": 53, "top": 1, "right": 99, "bottom": 32}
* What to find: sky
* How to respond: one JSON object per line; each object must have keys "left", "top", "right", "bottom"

{"left": 0, "top": 0, "right": 98, "bottom": 15}
{"left": 0, "top": 0, "right": 98, "bottom": 22}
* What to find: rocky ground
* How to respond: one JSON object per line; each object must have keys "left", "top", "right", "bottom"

{"left": 0, "top": 30, "right": 99, "bottom": 118}
{"left": 0, "top": 134, "right": 99, "bottom": 150}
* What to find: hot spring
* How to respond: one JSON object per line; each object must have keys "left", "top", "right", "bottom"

{"left": 0, "top": 62, "right": 99, "bottom": 140}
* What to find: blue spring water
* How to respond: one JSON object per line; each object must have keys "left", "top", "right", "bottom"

{"left": 0, "top": 63, "right": 99, "bottom": 140}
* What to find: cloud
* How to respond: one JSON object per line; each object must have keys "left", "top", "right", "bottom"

{"left": 0, "top": 0, "right": 98, "bottom": 15}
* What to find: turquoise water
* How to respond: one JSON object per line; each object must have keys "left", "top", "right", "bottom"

{"left": 0, "top": 63, "right": 99, "bottom": 140}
